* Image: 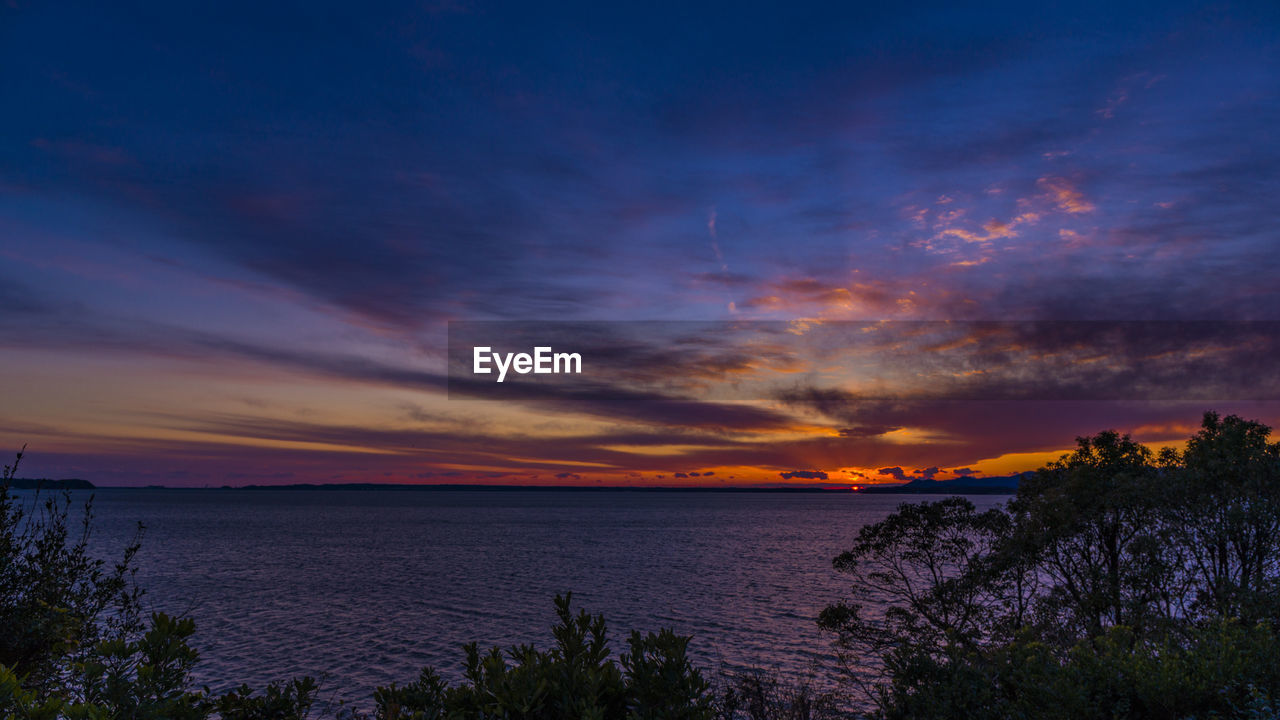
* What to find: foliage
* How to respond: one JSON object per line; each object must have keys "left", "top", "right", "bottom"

{"left": 213, "top": 677, "right": 319, "bottom": 720}
{"left": 867, "top": 619, "right": 1280, "bottom": 720}
{"left": 372, "top": 594, "right": 715, "bottom": 720}
{"left": 823, "top": 412, "right": 1280, "bottom": 719}
{"left": 1168, "top": 412, "right": 1280, "bottom": 624}
{"left": 0, "top": 447, "right": 143, "bottom": 700}
{"left": 817, "top": 497, "right": 1012, "bottom": 674}
{"left": 1005, "top": 430, "right": 1170, "bottom": 640}
{"left": 713, "top": 670, "right": 845, "bottom": 720}
{"left": 0, "top": 449, "right": 319, "bottom": 720}
{"left": 76, "top": 612, "right": 206, "bottom": 719}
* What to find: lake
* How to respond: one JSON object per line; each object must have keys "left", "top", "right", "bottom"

{"left": 62, "top": 489, "right": 1004, "bottom": 704}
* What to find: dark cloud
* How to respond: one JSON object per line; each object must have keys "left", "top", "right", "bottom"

{"left": 9, "top": 294, "right": 1280, "bottom": 483}
{"left": 779, "top": 470, "right": 828, "bottom": 480}
{"left": 838, "top": 425, "right": 901, "bottom": 438}
{"left": 5, "top": 0, "right": 1275, "bottom": 333}
{"left": 877, "top": 467, "right": 907, "bottom": 481}
{"left": 773, "top": 322, "right": 1280, "bottom": 405}
{"left": 0, "top": 299, "right": 803, "bottom": 434}
{"left": 689, "top": 272, "right": 757, "bottom": 288}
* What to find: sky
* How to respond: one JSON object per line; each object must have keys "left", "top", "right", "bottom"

{"left": 1, "top": 0, "right": 1278, "bottom": 486}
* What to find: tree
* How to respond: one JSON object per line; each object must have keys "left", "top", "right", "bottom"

{"left": 1004, "top": 430, "right": 1171, "bottom": 641}
{"left": 817, "top": 497, "right": 1012, "bottom": 701}
{"left": 1168, "top": 412, "right": 1280, "bottom": 623}
{"left": 823, "top": 418, "right": 1280, "bottom": 719}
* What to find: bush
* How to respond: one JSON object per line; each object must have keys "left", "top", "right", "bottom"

{"left": 714, "top": 669, "right": 845, "bottom": 720}
{"left": 0, "top": 447, "right": 144, "bottom": 701}
{"left": 373, "top": 594, "right": 715, "bottom": 720}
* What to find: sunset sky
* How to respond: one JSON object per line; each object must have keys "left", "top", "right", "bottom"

{"left": 2, "top": 0, "right": 1278, "bottom": 486}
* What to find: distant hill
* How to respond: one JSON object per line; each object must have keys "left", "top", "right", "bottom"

{"left": 859, "top": 473, "right": 1026, "bottom": 494}
{"left": 4, "top": 478, "right": 95, "bottom": 490}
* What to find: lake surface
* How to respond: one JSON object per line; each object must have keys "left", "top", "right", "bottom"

{"left": 60, "top": 489, "right": 1004, "bottom": 704}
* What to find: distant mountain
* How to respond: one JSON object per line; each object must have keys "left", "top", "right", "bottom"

{"left": 4, "top": 478, "right": 96, "bottom": 490}
{"left": 859, "top": 473, "right": 1026, "bottom": 494}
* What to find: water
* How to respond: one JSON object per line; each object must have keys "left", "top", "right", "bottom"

{"left": 60, "top": 489, "right": 1003, "bottom": 703}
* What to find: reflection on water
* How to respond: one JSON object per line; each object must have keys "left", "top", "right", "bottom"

{"left": 68, "top": 489, "right": 1003, "bottom": 701}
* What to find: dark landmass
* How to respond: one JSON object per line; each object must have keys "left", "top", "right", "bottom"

{"left": 91, "top": 477, "right": 1030, "bottom": 493}
{"left": 4, "top": 478, "right": 96, "bottom": 490}
{"left": 857, "top": 473, "right": 1025, "bottom": 494}
{"left": 216, "top": 483, "right": 858, "bottom": 493}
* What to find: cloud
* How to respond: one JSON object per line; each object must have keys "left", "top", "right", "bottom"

{"left": 5, "top": 1, "right": 1280, "bottom": 487}
{"left": 16, "top": 301, "right": 1280, "bottom": 483}
{"left": 838, "top": 425, "right": 901, "bottom": 438}
{"left": 1037, "top": 177, "right": 1095, "bottom": 214}
{"left": 877, "top": 467, "right": 907, "bottom": 481}
{"left": 1, "top": 300, "right": 817, "bottom": 434}
{"left": 690, "top": 271, "right": 756, "bottom": 287}
{"left": 779, "top": 470, "right": 828, "bottom": 480}
{"left": 736, "top": 278, "right": 893, "bottom": 316}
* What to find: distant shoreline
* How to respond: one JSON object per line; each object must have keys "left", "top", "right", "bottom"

{"left": 142, "top": 483, "right": 858, "bottom": 493}
{"left": 8, "top": 477, "right": 1023, "bottom": 494}
{"left": 4, "top": 478, "right": 95, "bottom": 490}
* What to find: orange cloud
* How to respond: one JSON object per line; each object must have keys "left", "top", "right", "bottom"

{"left": 737, "top": 277, "right": 895, "bottom": 316}
{"left": 1038, "top": 177, "right": 1095, "bottom": 214}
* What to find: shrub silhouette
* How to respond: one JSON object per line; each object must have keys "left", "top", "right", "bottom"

{"left": 373, "top": 594, "right": 714, "bottom": 720}
{"left": 0, "top": 447, "right": 144, "bottom": 700}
